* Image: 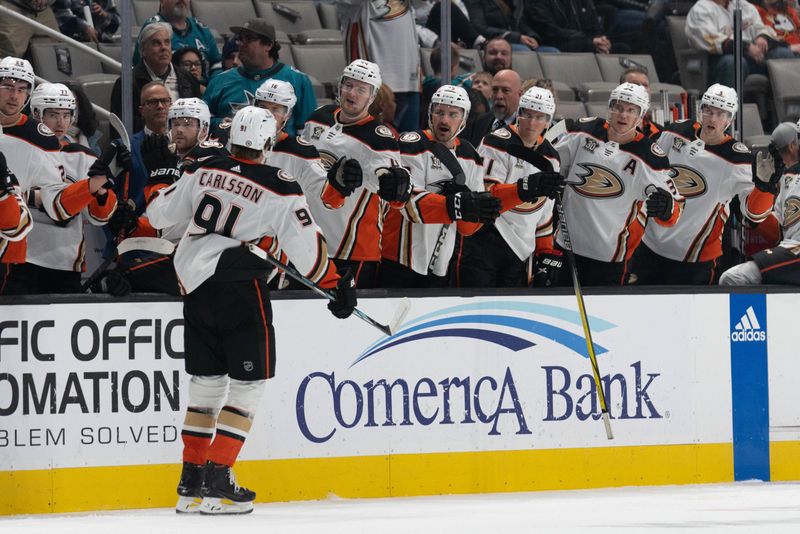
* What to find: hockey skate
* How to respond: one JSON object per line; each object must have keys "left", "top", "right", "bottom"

{"left": 198, "top": 461, "right": 255, "bottom": 515}
{"left": 176, "top": 462, "right": 205, "bottom": 513}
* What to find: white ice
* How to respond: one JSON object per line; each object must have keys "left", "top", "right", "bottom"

{"left": 3, "top": 482, "right": 800, "bottom": 534}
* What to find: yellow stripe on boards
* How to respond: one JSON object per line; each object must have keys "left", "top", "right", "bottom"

{"left": 770, "top": 441, "right": 800, "bottom": 481}
{"left": 0, "top": 443, "right": 734, "bottom": 516}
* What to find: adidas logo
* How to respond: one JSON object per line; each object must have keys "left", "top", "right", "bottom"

{"left": 731, "top": 306, "right": 766, "bottom": 342}
{"left": 231, "top": 165, "right": 241, "bottom": 172}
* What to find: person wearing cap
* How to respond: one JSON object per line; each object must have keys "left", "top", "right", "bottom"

{"left": 203, "top": 18, "right": 316, "bottom": 137}
{"left": 133, "top": 0, "right": 223, "bottom": 78}
{"left": 720, "top": 122, "right": 800, "bottom": 286}
{"left": 221, "top": 40, "right": 240, "bottom": 72}
{"left": 632, "top": 83, "right": 775, "bottom": 285}
{"left": 551, "top": 82, "right": 683, "bottom": 286}
{"left": 111, "top": 22, "right": 201, "bottom": 133}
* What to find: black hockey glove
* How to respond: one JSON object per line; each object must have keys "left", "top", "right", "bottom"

{"left": 141, "top": 134, "right": 180, "bottom": 183}
{"left": 107, "top": 201, "right": 139, "bottom": 237}
{"left": 645, "top": 187, "right": 673, "bottom": 221}
{"left": 446, "top": 191, "right": 501, "bottom": 223}
{"left": 90, "top": 268, "right": 131, "bottom": 297}
{"left": 377, "top": 166, "right": 412, "bottom": 203}
{"left": 752, "top": 143, "right": 784, "bottom": 194}
{"left": 88, "top": 140, "right": 129, "bottom": 187}
{"left": 0, "top": 152, "right": 20, "bottom": 196}
{"left": 532, "top": 250, "right": 564, "bottom": 287}
{"left": 327, "top": 156, "right": 363, "bottom": 196}
{"left": 517, "top": 171, "right": 565, "bottom": 201}
{"left": 328, "top": 269, "right": 357, "bottom": 319}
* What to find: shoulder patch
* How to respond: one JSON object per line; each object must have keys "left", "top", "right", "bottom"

{"left": 199, "top": 140, "right": 223, "bottom": 149}
{"left": 296, "top": 135, "right": 312, "bottom": 146}
{"left": 277, "top": 169, "right": 296, "bottom": 182}
{"left": 400, "top": 131, "right": 421, "bottom": 143}
{"left": 579, "top": 116, "right": 598, "bottom": 123}
{"left": 37, "top": 122, "right": 54, "bottom": 137}
{"left": 651, "top": 143, "right": 666, "bottom": 157}
{"left": 218, "top": 118, "right": 232, "bottom": 130}
{"left": 491, "top": 128, "right": 511, "bottom": 139}
{"left": 375, "top": 125, "right": 394, "bottom": 138}
{"left": 732, "top": 142, "right": 750, "bottom": 154}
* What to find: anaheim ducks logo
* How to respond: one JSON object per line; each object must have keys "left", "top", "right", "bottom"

{"left": 670, "top": 165, "right": 707, "bottom": 198}
{"left": 571, "top": 164, "right": 624, "bottom": 198}
{"left": 512, "top": 196, "right": 547, "bottom": 214}
{"left": 317, "top": 150, "right": 339, "bottom": 171}
{"left": 371, "top": 0, "right": 409, "bottom": 20}
{"left": 784, "top": 197, "right": 800, "bottom": 228}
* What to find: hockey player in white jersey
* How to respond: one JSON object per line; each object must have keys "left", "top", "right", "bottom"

{"left": 301, "top": 59, "right": 411, "bottom": 288}
{"left": 148, "top": 106, "right": 356, "bottom": 514}
{"left": 380, "top": 84, "right": 501, "bottom": 287}
{"left": 720, "top": 122, "right": 800, "bottom": 285}
{"left": 0, "top": 152, "right": 31, "bottom": 257}
{"left": 25, "top": 82, "right": 123, "bottom": 293}
{"left": 460, "top": 86, "right": 563, "bottom": 287}
{"left": 0, "top": 57, "right": 114, "bottom": 294}
{"left": 632, "top": 84, "right": 774, "bottom": 285}
{"left": 553, "top": 82, "right": 683, "bottom": 286}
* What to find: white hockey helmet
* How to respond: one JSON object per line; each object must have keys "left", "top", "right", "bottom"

{"left": 30, "top": 83, "right": 76, "bottom": 120}
{"left": 255, "top": 78, "right": 297, "bottom": 113}
{"left": 0, "top": 57, "right": 35, "bottom": 89}
{"left": 700, "top": 83, "right": 738, "bottom": 117}
{"left": 339, "top": 59, "right": 382, "bottom": 97}
{"left": 609, "top": 82, "right": 649, "bottom": 117}
{"left": 518, "top": 86, "right": 556, "bottom": 123}
{"left": 168, "top": 97, "right": 211, "bottom": 140}
{"left": 228, "top": 106, "right": 278, "bottom": 158}
{"left": 428, "top": 84, "right": 471, "bottom": 142}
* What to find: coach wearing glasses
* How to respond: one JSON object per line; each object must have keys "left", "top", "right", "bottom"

{"left": 203, "top": 18, "right": 316, "bottom": 136}
{"left": 111, "top": 22, "right": 201, "bottom": 132}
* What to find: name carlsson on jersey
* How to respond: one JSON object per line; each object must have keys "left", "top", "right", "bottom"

{"left": 198, "top": 170, "right": 265, "bottom": 204}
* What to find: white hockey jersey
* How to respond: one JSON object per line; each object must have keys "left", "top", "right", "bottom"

{"left": 771, "top": 163, "right": 800, "bottom": 248}
{"left": 27, "top": 143, "right": 117, "bottom": 272}
{"left": 146, "top": 153, "right": 339, "bottom": 293}
{"left": 644, "top": 120, "right": 772, "bottom": 263}
{"left": 383, "top": 130, "right": 485, "bottom": 276}
{"left": 337, "top": 0, "right": 420, "bottom": 93}
{"left": 478, "top": 126, "right": 559, "bottom": 261}
{"left": 301, "top": 104, "right": 401, "bottom": 261}
{"left": 554, "top": 117, "right": 683, "bottom": 262}
{"left": 269, "top": 131, "right": 328, "bottom": 224}
{"left": 686, "top": 0, "right": 776, "bottom": 54}
{"left": 0, "top": 115, "right": 71, "bottom": 263}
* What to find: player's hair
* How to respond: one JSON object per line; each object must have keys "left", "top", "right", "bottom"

{"left": 430, "top": 43, "right": 460, "bottom": 75}
{"left": 230, "top": 144, "right": 266, "bottom": 161}
{"left": 62, "top": 80, "right": 98, "bottom": 136}
{"left": 368, "top": 83, "right": 395, "bottom": 124}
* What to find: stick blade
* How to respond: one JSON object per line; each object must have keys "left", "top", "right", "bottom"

{"left": 388, "top": 297, "right": 411, "bottom": 335}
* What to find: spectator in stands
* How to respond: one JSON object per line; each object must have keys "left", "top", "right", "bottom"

{"left": 420, "top": 0, "right": 487, "bottom": 50}
{"left": 203, "top": 19, "right": 316, "bottom": 136}
{"left": 62, "top": 80, "right": 102, "bottom": 154}
{"left": 337, "top": 0, "right": 422, "bottom": 132}
{"left": 423, "top": 43, "right": 461, "bottom": 116}
{"left": 127, "top": 81, "right": 171, "bottom": 215}
{"left": 483, "top": 36, "right": 514, "bottom": 75}
{"left": 221, "top": 39, "right": 239, "bottom": 71}
{"left": 464, "top": 0, "right": 558, "bottom": 52}
{"left": 756, "top": 0, "right": 800, "bottom": 56}
{"left": 52, "top": 0, "right": 119, "bottom": 43}
{"left": 619, "top": 66, "right": 661, "bottom": 137}
{"left": 369, "top": 83, "right": 399, "bottom": 138}
{"left": 133, "top": 0, "right": 222, "bottom": 79}
{"left": 463, "top": 68, "right": 521, "bottom": 146}
{"left": 471, "top": 71, "right": 493, "bottom": 101}
{"left": 111, "top": 22, "right": 200, "bottom": 133}
{"left": 0, "top": 0, "right": 60, "bottom": 58}
{"left": 686, "top": 0, "right": 794, "bottom": 87}
{"left": 173, "top": 46, "right": 207, "bottom": 94}
{"left": 524, "top": 0, "right": 630, "bottom": 54}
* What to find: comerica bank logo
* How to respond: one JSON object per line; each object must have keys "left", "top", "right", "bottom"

{"left": 352, "top": 300, "right": 617, "bottom": 366}
{"left": 731, "top": 306, "right": 766, "bottom": 342}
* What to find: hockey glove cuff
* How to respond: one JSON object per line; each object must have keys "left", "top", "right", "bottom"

{"left": 328, "top": 269, "right": 357, "bottom": 319}
{"left": 141, "top": 134, "right": 179, "bottom": 182}
{"left": 327, "top": 156, "right": 363, "bottom": 197}
{"left": 532, "top": 249, "right": 564, "bottom": 287}
{"left": 645, "top": 187, "right": 673, "bottom": 221}
{"left": 90, "top": 269, "right": 131, "bottom": 297}
{"left": 446, "top": 191, "right": 501, "bottom": 223}
{"left": 377, "top": 166, "right": 412, "bottom": 203}
{"left": 517, "top": 171, "right": 564, "bottom": 201}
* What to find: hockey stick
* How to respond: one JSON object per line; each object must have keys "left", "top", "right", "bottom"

{"left": 507, "top": 143, "right": 614, "bottom": 440}
{"left": 246, "top": 244, "right": 410, "bottom": 336}
{"left": 82, "top": 237, "right": 175, "bottom": 292}
{"left": 428, "top": 142, "right": 467, "bottom": 273}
